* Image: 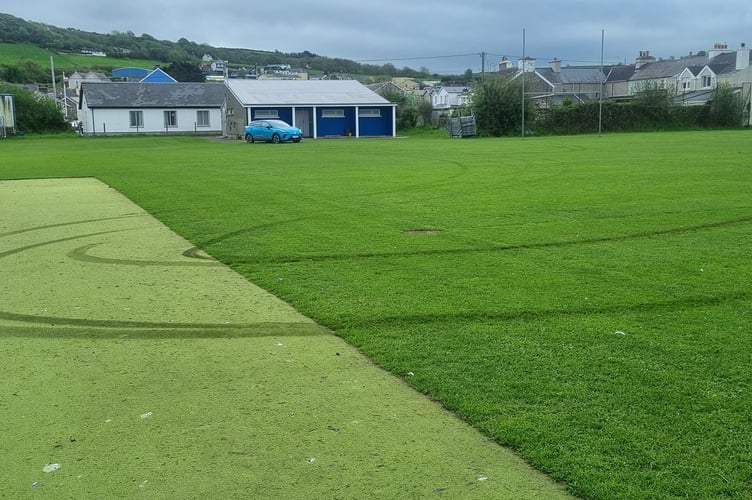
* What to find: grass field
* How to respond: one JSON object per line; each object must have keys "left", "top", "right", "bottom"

{"left": 2, "top": 131, "right": 752, "bottom": 498}
{"left": 0, "top": 42, "right": 162, "bottom": 72}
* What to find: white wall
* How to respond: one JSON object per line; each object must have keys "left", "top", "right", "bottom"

{"left": 80, "top": 102, "right": 222, "bottom": 135}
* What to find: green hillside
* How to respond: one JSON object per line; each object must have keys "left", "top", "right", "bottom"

{"left": 0, "top": 42, "right": 161, "bottom": 72}
{"left": 0, "top": 11, "right": 434, "bottom": 80}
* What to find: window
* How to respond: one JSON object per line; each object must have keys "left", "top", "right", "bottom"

{"left": 682, "top": 80, "right": 691, "bottom": 91}
{"left": 254, "top": 109, "right": 278, "bottom": 118}
{"left": 702, "top": 76, "right": 712, "bottom": 88}
{"left": 164, "top": 110, "right": 177, "bottom": 128}
{"left": 360, "top": 108, "right": 381, "bottom": 118}
{"left": 129, "top": 110, "right": 143, "bottom": 128}
{"left": 322, "top": 109, "right": 345, "bottom": 118}
{"left": 196, "top": 110, "right": 210, "bottom": 127}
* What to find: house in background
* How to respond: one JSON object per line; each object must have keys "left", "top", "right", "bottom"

{"left": 429, "top": 85, "right": 470, "bottom": 126}
{"left": 67, "top": 71, "right": 111, "bottom": 91}
{"left": 224, "top": 79, "right": 396, "bottom": 139}
{"left": 430, "top": 86, "right": 470, "bottom": 111}
{"left": 140, "top": 68, "right": 178, "bottom": 83}
{"left": 78, "top": 82, "right": 225, "bottom": 135}
{"left": 521, "top": 58, "right": 605, "bottom": 106}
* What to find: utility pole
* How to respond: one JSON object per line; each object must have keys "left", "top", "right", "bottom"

{"left": 50, "top": 56, "right": 57, "bottom": 105}
{"left": 521, "top": 29, "right": 526, "bottom": 137}
{"left": 481, "top": 51, "right": 486, "bottom": 80}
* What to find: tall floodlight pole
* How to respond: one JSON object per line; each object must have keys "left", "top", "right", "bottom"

{"left": 521, "top": 29, "right": 526, "bottom": 137}
{"left": 598, "top": 29, "right": 604, "bottom": 135}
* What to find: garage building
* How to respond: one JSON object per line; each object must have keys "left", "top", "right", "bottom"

{"left": 225, "top": 79, "right": 396, "bottom": 139}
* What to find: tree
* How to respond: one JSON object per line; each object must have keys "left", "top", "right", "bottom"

{"left": 631, "top": 80, "right": 675, "bottom": 129}
{"left": 165, "top": 61, "right": 204, "bottom": 82}
{"left": 708, "top": 82, "right": 743, "bottom": 127}
{"left": 471, "top": 76, "right": 534, "bottom": 136}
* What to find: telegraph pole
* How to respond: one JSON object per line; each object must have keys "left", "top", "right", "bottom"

{"left": 50, "top": 56, "right": 57, "bottom": 105}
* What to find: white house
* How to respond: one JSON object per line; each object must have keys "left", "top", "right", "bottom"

{"left": 78, "top": 82, "right": 225, "bottom": 135}
{"left": 431, "top": 86, "right": 470, "bottom": 110}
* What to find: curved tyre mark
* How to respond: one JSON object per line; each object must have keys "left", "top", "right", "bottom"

{"left": 222, "top": 215, "right": 752, "bottom": 265}
{"left": 69, "top": 243, "right": 221, "bottom": 267}
{"left": 0, "top": 229, "right": 132, "bottom": 259}
{"left": 0, "top": 214, "right": 146, "bottom": 238}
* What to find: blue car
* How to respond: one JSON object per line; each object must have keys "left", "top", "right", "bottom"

{"left": 244, "top": 119, "right": 303, "bottom": 143}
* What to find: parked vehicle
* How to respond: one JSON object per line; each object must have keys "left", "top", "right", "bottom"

{"left": 244, "top": 120, "right": 302, "bottom": 143}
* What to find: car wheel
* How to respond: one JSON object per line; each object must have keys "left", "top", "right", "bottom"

{"left": 245, "top": 133, "right": 254, "bottom": 143}
{"left": 272, "top": 134, "right": 281, "bottom": 144}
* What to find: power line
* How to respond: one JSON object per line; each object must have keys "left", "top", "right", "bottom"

{"left": 355, "top": 52, "right": 481, "bottom": 63}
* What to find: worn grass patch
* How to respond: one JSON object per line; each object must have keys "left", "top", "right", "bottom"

{"left": 2, "top": 131, "right": 752, "bottom": 498}
{"left": 0, "top": 176, "right": 570, "bottom": 498}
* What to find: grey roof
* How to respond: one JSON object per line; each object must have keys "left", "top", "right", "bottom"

{"left": 226, "top": 79, "right": 393, "bottom": 106}
{"left": 605, "top": 64, "right": 637, "bottom": 82}
{"left": 81, "top": 82, "right": 225, "bottom": 108}
{"left": 631, "top": 50, "right": 752, "bottom": 80}
{"left": 674, "top": 89, "right": 715, "bottom": 105}
{"left": 631, "top": 55, "right": 709, "bottom": 80}
{"left": 441, "top": 86, "right": 470, "bottom": 93}
{"left": 537, "top": 67, "right": 605, "bottom": 85}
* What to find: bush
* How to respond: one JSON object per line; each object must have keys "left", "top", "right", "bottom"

{"left": 471, "top": 76, "right": 535, "bottom": 136}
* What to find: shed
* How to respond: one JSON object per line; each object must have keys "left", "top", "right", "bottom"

{"left": 79, "top": 82, "right": 225, "bottom": 135}
{"left": 1, "top": 93, "right": 17, "bottom": 137}
{"left": 224, "top": 79, "right": 396, "bottom": 139}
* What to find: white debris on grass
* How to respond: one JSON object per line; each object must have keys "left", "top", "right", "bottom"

{"left": 140, "top": 411, "right": 153, "bottom": 419}
{"left": 42, "top": 463, "right": 60, "bottom": 473}
{"left": 614, "top": 330, "right": 627, "bottom": 335}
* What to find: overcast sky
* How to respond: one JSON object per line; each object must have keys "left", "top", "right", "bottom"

{"left": 4, "top": 2, "right": 752, "bottom": 74}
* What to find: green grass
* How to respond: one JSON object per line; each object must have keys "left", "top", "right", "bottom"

{"left": 2, "top": 131, "right": 752, "bottom": 499}
{"left": 0, "top": 42, "right": 162, "bottom": 72}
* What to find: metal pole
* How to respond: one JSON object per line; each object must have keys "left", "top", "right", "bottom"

{"left": 598, "top": 29, "right": 604, "bottom": 135}
{"left": 50, "top": 56, "right": 57, "bottom": 105}
{"left": 521, "top": 29, "right": 526, "bottom": 137}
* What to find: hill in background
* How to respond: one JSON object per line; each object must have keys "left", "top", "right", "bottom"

{"left": 0, "top": 12, "right": 436, "bottom": 82}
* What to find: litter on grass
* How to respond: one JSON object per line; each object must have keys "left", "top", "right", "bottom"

{"left": 42, "top": 463, "right": 60, "bottom": 473}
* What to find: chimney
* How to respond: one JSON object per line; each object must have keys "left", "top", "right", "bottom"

{"left": 518, "top": 57, "right": 536, "bottom": 73}
{"left": 709, "top": 42, "right": 730, "bottom": 59}
{"left": 737, "top": 43, "right": 750, "bottom": 70}
{"left": 549, "top": 58, "right": 561, "bottom": 73}
{"left": 635, "top": 50, "right": 656, "bottom": 69}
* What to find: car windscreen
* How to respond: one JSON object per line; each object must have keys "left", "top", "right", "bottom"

{"left": 266, "top": 120, "right": 291, "bottom": 128}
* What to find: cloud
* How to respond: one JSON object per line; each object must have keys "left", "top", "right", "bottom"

{"left": 4, "top": 1, "right": 752, "bottom": 74}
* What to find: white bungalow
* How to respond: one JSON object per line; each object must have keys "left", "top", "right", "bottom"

{"left": 78, "top": 82, "right": 225, "bottom": 135}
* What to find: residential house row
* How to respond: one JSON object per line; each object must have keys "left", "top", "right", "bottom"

{"left": 421, "top": 42, "right": 751, "bottom": 125}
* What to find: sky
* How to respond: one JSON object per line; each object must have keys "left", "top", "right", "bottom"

{"left": 4, "top": 1, "right": 752, "bottom": 74}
